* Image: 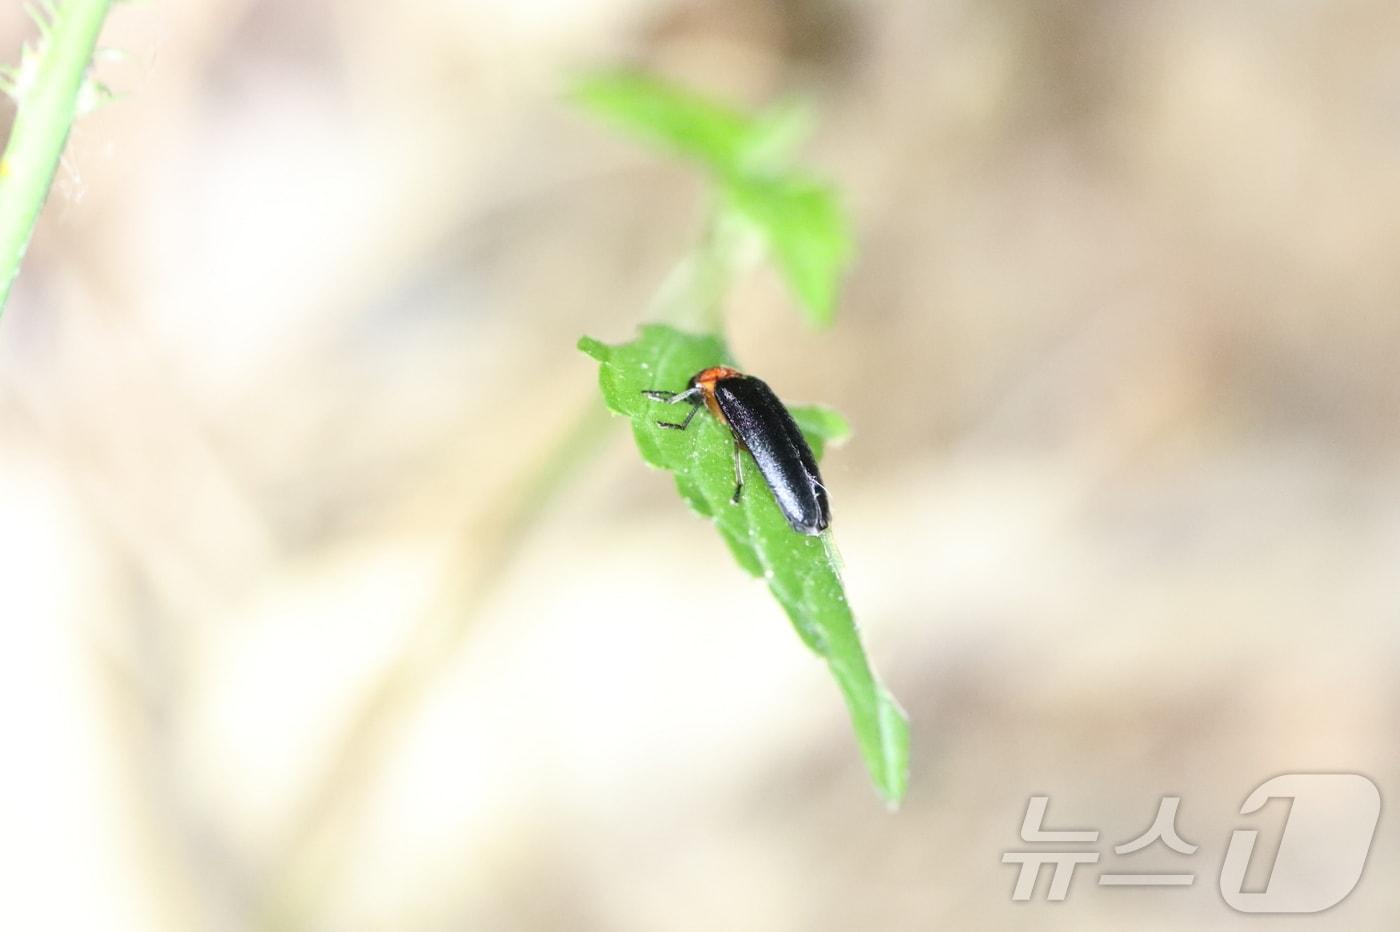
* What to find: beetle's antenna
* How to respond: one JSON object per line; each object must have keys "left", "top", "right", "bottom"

{"left": 641, "top": 386, "right": 702, "bottom": 404}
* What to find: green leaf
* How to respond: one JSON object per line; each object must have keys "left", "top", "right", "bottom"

{"left": 789, "top": 403, "right": 850, "bottom": 461}
{"left": 725, "top": 175, "right": 851, "bottom": 327}
{"left": 568, "top": 70, "right": 757, "bottom": 175}
{"left": 736, "top": 97, "right": 816, "bottom": 175}
{"left": 570, "top": 70, "right": 852, "bottom": 328}
{"left": 579, "top": 324, "right": 909, "bottom": 806}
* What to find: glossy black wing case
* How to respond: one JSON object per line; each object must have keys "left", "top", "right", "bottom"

{"left": 713, "top": 376, "right": 831, "bottom": 535}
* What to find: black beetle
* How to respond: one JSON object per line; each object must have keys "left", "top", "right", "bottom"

{"left": 643, "top": 367, "right": 831, "bottom": 535}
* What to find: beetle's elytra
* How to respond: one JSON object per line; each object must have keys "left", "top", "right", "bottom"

{"left": 642, "top": 367, "right": 831, "bottom": 535}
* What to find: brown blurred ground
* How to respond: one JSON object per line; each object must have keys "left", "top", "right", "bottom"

{"left": 2, "top": 1, "right": 1399, "bottom": 929}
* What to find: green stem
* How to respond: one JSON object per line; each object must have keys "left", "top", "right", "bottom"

{"left": 0, "top": 0, "right": 113, "bottom": 315}
{"left": 647, "top": 203, "right": 754, "bottom": 334}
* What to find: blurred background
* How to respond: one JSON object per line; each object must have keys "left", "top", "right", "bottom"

{"left": 2, "top": 0, "right": 1399, "bottom": 929}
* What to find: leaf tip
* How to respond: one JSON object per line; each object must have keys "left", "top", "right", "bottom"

{"left": 820, "top": 409, "right": 853, "bottom": 446}
{"left": 873, "top": 692, "right": 911, "bottom": 808}
{"left": 577, "top": 334, "right": 608, "bottom": 361}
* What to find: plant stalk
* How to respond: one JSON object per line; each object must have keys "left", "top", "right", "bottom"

{"left": 0, "top": 0, "right": 113, "bottom": 315}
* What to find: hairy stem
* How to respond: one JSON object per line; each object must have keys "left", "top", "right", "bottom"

{"left": 0, "top": 0, "right": 113, "bottom": 315}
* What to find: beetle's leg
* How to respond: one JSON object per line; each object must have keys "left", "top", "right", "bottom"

{"left": 656, "top": 401, "right": 700, "bottom": 431}
{"left": 730, "top": 438, "right": 744, "bottom": 504}
{"left": 643, "top": 385, "right": 703, "bottom": 429}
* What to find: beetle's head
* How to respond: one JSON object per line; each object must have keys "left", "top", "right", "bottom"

{"left": 690, "top": 366, "right": 743, "bottom": 392}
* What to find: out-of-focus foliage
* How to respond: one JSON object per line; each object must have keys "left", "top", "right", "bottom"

{"left": 569, "top": 70, "right": 758, "bottom": 175}
{"left": 571, "top": 71, "right": 850, "bottom": 326}
{"left": 725, "top": 174, "right": 848, "bottom": 326}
